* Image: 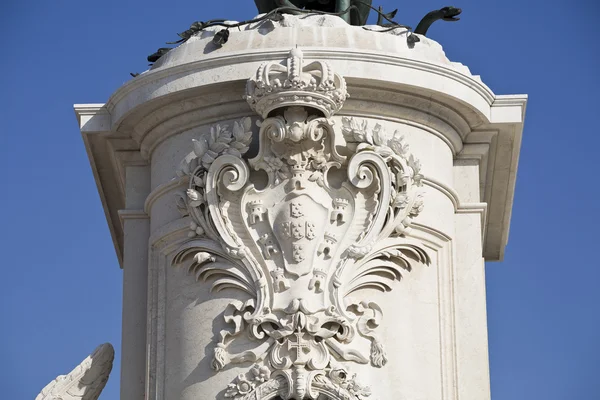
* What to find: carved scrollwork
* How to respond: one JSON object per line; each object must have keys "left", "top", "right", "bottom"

{"left": 223, "top": 365, "right": 372, "bottom": 400}
{"left": 172, "top": 48, "right": 430, "bottom": 399}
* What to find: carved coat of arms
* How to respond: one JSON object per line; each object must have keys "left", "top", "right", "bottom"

{"left": 173, "top": 48, "right": 429, "bottom": 400}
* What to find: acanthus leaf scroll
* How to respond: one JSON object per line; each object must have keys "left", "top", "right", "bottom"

{"left": 173, "top": 48, "right": 430, "bottom": 399}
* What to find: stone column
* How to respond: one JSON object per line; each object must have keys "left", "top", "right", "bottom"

{"left": 76, "top": 14, "right": 525, "bottom": 400}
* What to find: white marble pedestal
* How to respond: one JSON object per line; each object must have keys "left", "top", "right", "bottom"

{"left": 76, "top": 15, "right": 526, "bottom": 400}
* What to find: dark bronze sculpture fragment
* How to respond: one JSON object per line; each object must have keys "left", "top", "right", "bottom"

{"left": 254, "top": 0, "right": 372, "bottom": 26}
{"left": 142, "top": 2, "right": 463, "bottom": 70}
{"left": 414, "top": 6, "right": 461, "bottom": 35}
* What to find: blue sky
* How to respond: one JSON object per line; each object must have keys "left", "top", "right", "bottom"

{"left": 1, "top": 1, "right": 598, "bottom": 399}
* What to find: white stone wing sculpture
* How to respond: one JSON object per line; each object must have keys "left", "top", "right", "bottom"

{"left": 35, "top": 343, "right": 114, "bottom": 400}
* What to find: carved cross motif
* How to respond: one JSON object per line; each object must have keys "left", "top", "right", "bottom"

{"left": 288, "top": 330, "right": 311, "bottom": 363}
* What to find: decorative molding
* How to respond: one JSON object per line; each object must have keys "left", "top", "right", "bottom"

{"left": 409, "top": 224, "right": 457, "bottom": 400}
{"left": 118, "top": 209, "right": 149, "bottom": 224}
{"left": 144, "top": 176, "right": 187, "bottom": 215}
{"left": 107, "top": 48, "right": 496, "bottom": 124}
{"left": 491, "top": 94, "right": 528, "bottom": 123}
{"left": 74, "top": 104, "right": 110, "bottom": 132}
{"left": 422, "top": 176, "right": 488, "bottom": 239}
{"left": 172, "top": 49, "right": 430, "bottom": 399}
{"left": 456, "top": 202, "right": 488, "bottom": 241}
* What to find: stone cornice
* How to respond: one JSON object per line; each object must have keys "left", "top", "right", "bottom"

{"left": 74, "top": 103, "right": 111, "bottom": 133}
{"left": 106, "top": 47, "right": 493, "bottom": 111}
{"left": 105, "top": 49, "right": 499, "bottom": 131}
{"left": 76, "top": 42, "right": 526, "bottom": 265}
{"left": 490, "top": 95, "right": 528, "bottom": 125}
{"left": 118, "top": 209, "right": 149, "bottom": 224}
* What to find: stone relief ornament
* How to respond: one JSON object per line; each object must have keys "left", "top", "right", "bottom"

{"left": 35, "top": 343, "right": 114, "bottom": 400}
{"left": 173, "top": 48, "right": 430, "bottom": 399}
{"left": 245, "top": 47, "right": 348, "bottom": 119}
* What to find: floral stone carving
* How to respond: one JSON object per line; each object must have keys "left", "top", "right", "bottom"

{"left": 173, "top": 48, "right": 430, "bottom": 399}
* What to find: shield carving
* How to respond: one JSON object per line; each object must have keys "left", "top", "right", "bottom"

{"left": 271, "top": 194, "right": 328, "bottom": 277}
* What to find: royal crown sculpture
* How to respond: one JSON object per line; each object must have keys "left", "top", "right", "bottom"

{"left": 173, "top": 48, "right": 429, "bottom": 399}
{"left": 245, "top": 47, "right": 348, "bottom": 119}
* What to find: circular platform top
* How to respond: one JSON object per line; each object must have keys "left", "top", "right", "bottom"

{"left": 149, "top": 13, "right": 477, "bottom": 79}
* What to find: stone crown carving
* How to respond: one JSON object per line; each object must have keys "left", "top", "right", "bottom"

{"left": 245, "top": 48, "right": 348, "bottom": 118}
